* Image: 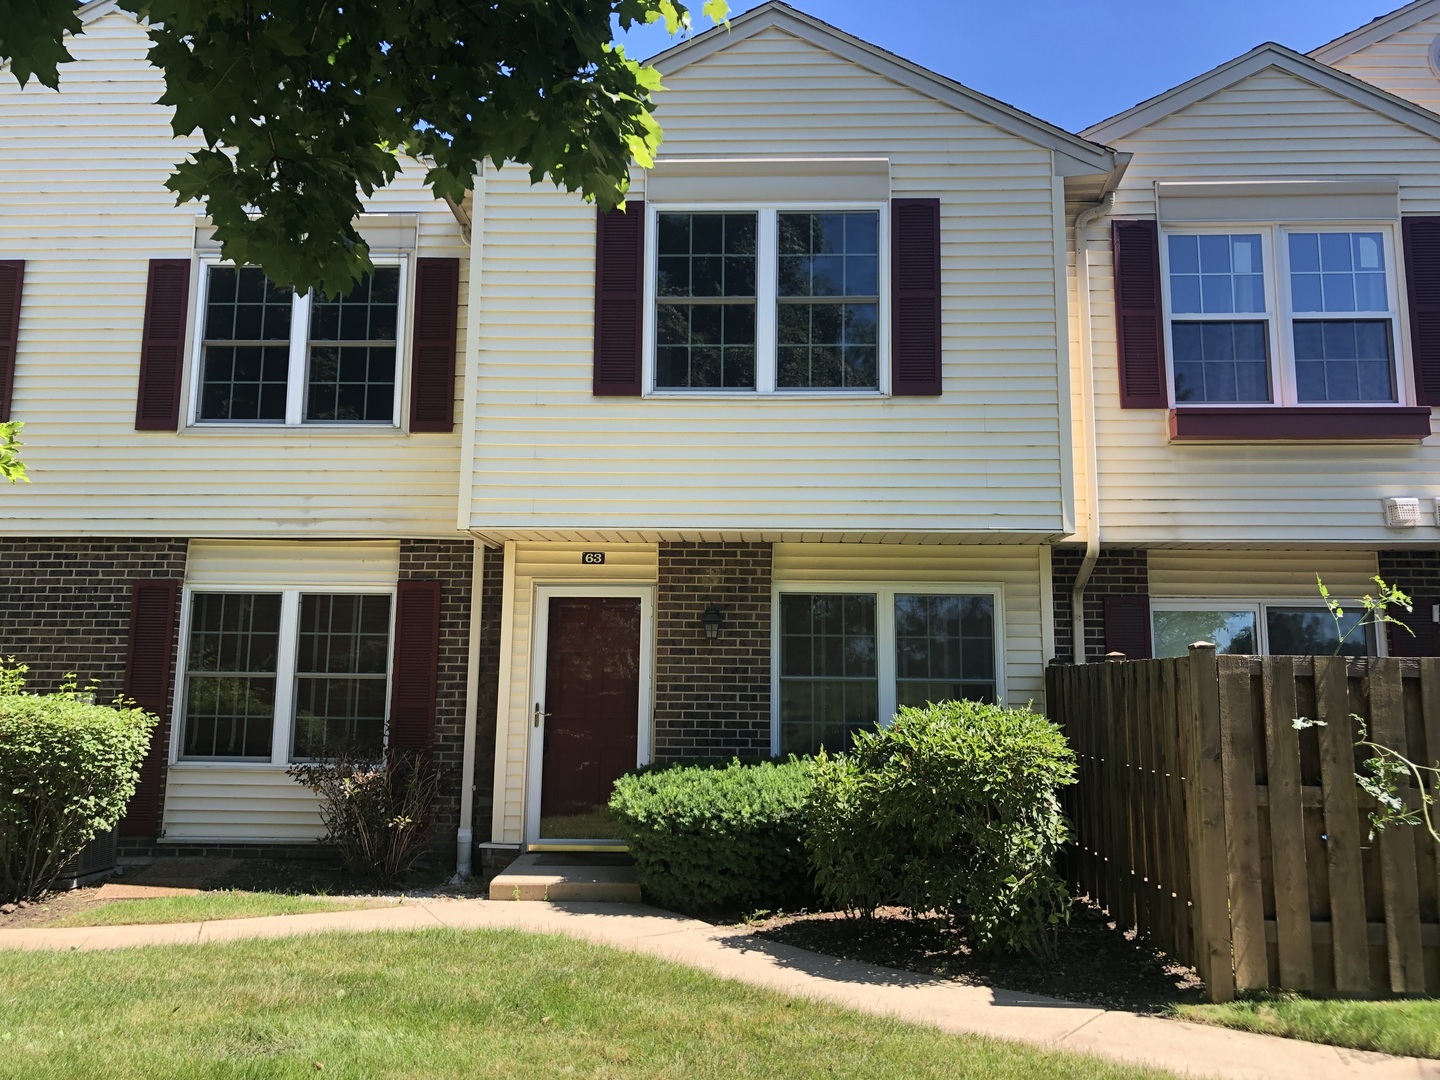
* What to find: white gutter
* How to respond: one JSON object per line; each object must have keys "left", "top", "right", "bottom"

{"left": 1070, "top": 193, "right": 1112, "bottom": 663}
{"left": 452, "top": 538, "right": 486, "bottom": 881}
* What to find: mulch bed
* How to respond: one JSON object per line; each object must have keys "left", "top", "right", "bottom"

{"left": 750, "top": 899, "right": 1207, "bottom": 1014}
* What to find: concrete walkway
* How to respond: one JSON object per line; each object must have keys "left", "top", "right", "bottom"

{"left": 2, "top": 899, "right": 1434, "bottom": 1080}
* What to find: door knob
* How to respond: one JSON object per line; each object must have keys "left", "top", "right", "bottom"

{"left": 533, "top": 702, "right": 552, "bottom": 728}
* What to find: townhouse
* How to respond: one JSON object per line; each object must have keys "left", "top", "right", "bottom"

{"left": 1, "top": 0, "right": 1437, "bottom": 871}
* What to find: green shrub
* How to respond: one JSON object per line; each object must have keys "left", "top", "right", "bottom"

{"left": 0, "top": 662, "right": 157, "bottom": 903}
{"left": 609, "top": 757, "right": 816, "bottom": 914}
{"left": 805, "top": 700, "right": 1076, "bottom": 958}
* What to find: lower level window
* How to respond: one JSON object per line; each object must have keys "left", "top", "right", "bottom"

{"left": 778, "top": 588, "right": 998, "bottom": 756}
{"left": 1151, "top": 601, "right": 1375, "bottom": 659}
{"left": 180, "top": 589, "right": 393, "bottom": 762}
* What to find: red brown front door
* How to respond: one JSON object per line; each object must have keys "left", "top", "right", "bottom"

{"left": 538, "top": 596, "right": 641, "bottom": 839}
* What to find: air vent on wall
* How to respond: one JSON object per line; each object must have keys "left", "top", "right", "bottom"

{"left": 1384, "top": 497, "right": 1421, "bottom": 528}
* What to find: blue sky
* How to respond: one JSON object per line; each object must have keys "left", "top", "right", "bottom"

{"left": 613, "top": 1, "right": 1398, "bottom": 133}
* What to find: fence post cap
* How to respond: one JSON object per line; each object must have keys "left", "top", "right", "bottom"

{"left": 1105, "top": 651, "right": 1127, "bottom": 661}
{"left": 1188, "top": 641, "right": 1217, "bottom": 652}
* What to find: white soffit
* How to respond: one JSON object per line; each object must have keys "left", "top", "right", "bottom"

{"left": 186, "top": 540, "right": 401, "bottom": 589}
{"left": 646, "top": 157, "right": 890, "bottom": 203}
{"left": 1083, "top": 42, "right": 1440, "bottom": 146}
{"left": 1310, "top": 0, "right": 1440, "bottom": 64}
{"left": 1156, "top": 178, "right": 1401, "bottom": 223}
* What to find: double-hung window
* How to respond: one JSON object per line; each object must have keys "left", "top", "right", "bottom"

{"left": 1162, "top": 226, "right": 1403, "bottom": 406}
{"left": 775, "top": 585, "right": 1000, "bottom": 756}
{"left": 1150, "top": 600, "right": 1378, "bottom": 659}
{"left": 195, "top": 262, "right": 405, "bottom": 425}
{"left": 652, "top": 207, "right": 884, "bottom": 393}
{"left": 179, "top": 588, "right": 393, "bottom": 762}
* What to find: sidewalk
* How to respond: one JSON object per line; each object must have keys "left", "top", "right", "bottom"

{"left": 2, "top": 898, "right": 1434, "bottom": 1080}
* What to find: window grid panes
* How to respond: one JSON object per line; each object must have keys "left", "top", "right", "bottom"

{"left": 1167, "top": 233, "right": 1271, "bottom": 404}
{"left": 779, "top": 593, "right": 878, "bottom": 756}
{"left": 777, "top": 212, "right": 879, "bottom": 389}
{"left": 200, "top": 267, "right": 295, "bottom": 421}
{"left": 306, "top": 268, "right": 400, "bottom": 422}
{"left": 1288, "top": 232, "right": 1396, "bottom": 404}
{"left": 292, "top": 594, "right": 391, "bottom": 758}
{"left": 894, "top": 594, "right": 996, "bottom": 708}
{"left": 182, "top": 593, "right": 282, "bottom": 758}
{"left": 655, "top": 213, "right": 758, "bottom": 389}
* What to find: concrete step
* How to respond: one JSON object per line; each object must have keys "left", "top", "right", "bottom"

{"left": 488, "top": 852, "right": 641, "bottom": 902}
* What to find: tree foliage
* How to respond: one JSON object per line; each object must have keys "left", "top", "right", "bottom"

{"left": 2, "top": 0, "right": 726, "bottom": 294}
{"left": 0, "top": 421, "right": 26, "bottom": 484}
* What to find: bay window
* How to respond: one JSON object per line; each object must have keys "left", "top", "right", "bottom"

{"left": 652, "top": 206, "right": 884, "bottom": 393}
{"left": 1162, "top": 226, "right": 1403, "bottom": 406}
{"left": 775, "top": 586, "right": 1000, "bottom": 756}
{"left": 179, "top": 588, "right": 393, "bottom": 762}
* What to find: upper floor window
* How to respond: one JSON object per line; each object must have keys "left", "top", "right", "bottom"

{"left": 651, "top": 207, "right": 883, "bottom": 393}
{"left": 195, "top": 262, "right": 405, "bottom": 425}
{"left": 1163, "top": 227, "right": 1401, "bottom": 407}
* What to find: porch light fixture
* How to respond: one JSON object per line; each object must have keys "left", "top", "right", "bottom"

{"left": 701, "top": 605, "right": 724, "bottom": 641}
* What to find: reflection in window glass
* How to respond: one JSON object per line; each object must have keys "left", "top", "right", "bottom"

{"left": 183, "top": 593, "right": 282, "bottom": 758}
{"left": 1266, "top": 607, "right": 1370, "bottom": 657}
{"left": 777, "top": 212, "right": 880, "bottom": 389}
{"left": 779, "top": 594, "right": 877, "bottom": 756}
{"left": 292, "top": 594, "right": 392, "bottom": 758}
{"left": 1168, "top": 234, "right": 1266, "bottom": 315}
{"left": 894, "top": 594, "right": 995, "bottom": 708}
{"left": 1171, "top": 322, "right": 1270, "bottom": 402}
{"left": 655, "top": 212, "right": 757, "bottom": 389}
{"left": 1288, "top": 232, "right": 1396, "bottom": 404}
{"left": 1152, "top": 609, "right": 1257, "bottom": 658}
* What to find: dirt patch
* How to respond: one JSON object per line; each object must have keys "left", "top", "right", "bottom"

{"left": 749, "top": 899, "right": 1207, "bottom": 1014}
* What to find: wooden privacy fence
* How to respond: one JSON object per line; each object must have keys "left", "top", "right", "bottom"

{"left": 1046, "top": 648, "right": 1440, "bottom": 1001}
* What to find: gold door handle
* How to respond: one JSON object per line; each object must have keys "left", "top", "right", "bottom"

{"left": 533, "top": 703, "right": 552, "bottom": 728}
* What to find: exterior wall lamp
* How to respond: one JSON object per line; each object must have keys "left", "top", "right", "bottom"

{"left": 701, "top": 604, "right": 724, "bottom": 641}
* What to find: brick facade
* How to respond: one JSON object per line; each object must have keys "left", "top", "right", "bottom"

{"left": 0, "top": 538, "right": 189, "bottom": 835}
{"left": 653, "top": 542, "right": 772, "bottom": 759}
{"left": 1377, "top": 549, "right": 1440, "bottom": 595}
{"left": 1050, "top": 546, "right": 1150, "bottom": 664}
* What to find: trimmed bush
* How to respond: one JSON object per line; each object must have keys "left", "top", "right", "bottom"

{"left": 609, "top": 757, "right": 816, "bottom": 914}
{"left": 805, "top": 700, "right": 1076, "bottom": 958}
{"left": 0, "top": 663, "right": 157, "bottom": 903}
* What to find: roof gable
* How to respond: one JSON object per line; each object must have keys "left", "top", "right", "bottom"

{"left": 1310, "top": 0, "right": 1440, "bottom": 64}
{"left": 652, "top": 1, "right": 1114, "bottom": 176}
{"left": 1083, "top": 41, "right": 1440, "bottom": 145}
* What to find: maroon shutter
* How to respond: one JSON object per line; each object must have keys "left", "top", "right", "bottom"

{"left": 134, "top": 259, "right": 192, "bottom": 431}
{"left": 119, "top": 579, "right": 180, "bottom": 837}
{"left": 1112, "top": 220, "right": 1168, "bottom": 409}
{"left": 1402, "top": 217, "right": 1440, "bottom": 407}
{"left": 0, "top": 261, "right": 24, "bottom": 421}
{"left": 1103, "top": 594, "right": 1152, "bottom": 660}
{"left": 408, "top": 257, "right": 460, "bottom": 432}
{"left": 890, "top": 198, "right": 942, "bottom": 395}
{"left": 593, "top": 202, "right": 644, "bottom": 396}
{"left": 1389, "top": 597, "right": 1439, "bottom": 657}
{"left": 389, "top": 580, "right": 441, "bottom": 758}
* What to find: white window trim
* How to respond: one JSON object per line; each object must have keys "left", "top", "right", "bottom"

{"left": 169, "top": 584, "right": 397, "bottom": 768}
{"left": 1159, "top": 221, "right": 1413, "bottom": 408}
{"left": 769, "top": 581, "right": 1007, "bottom": 757}
{"left": 1149, "top": 597, "right": 1388, "bottom": 657}
{"left": 643, "top": 201, "right": 890, "bottom": 398}
{"left": 185, "top": 255, "right": 411, "bottom": 429}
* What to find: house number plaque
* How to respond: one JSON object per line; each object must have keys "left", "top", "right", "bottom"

{"left": 581, "top": 552, "right": 606, "bottom": 565}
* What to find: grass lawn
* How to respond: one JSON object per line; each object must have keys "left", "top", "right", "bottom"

{"left": 43, "top": 890, "right": 387, "bottom": 928}
{"left": 0, "top": 928, "right": 1171, "bottom": 1080}
{"left": 1173, "top": 995, "right": 1440, "bottom": 1059}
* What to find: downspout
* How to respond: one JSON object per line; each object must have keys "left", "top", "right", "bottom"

{"left": 1070, "top": 193, "right": 1112, "bottom": 663}
{"left": 453, "top": 538, "right": 486, "bottom": 881}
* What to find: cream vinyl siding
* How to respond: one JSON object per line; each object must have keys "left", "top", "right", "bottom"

{"left": 492, "top": 543, "right": 659, "bottom": 845}
{"left": 162, "top": 766, "right": 324, "bottom": 843}
{"left": 184, "top": 540, "right": 401, "bottom": 588}
{"left": 1082, "top": 67, "right": 1440, "bottom": 545}
{"left": 771, "top": 542, "right": 1049, "bottom": 708}
{"left": 1327, "top": 14, "right": 1440, "bottom": 114}
{"left": 0, "top": 11, "right": 467, "bottom": 539}
{"left": 469, "top": 25, "right": 1069, "bottom": 540}
{"left": 1147, "top": 549, "right": 1380, "bottom": 600}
